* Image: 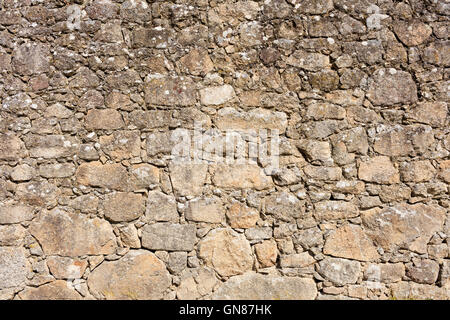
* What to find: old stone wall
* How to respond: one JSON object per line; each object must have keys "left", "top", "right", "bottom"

{"left": 0, "top": 0, "right": 449, "bottom": 300}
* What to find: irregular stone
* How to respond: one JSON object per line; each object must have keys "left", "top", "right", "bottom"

{"left": 0, "top": 247, "right": 29, "bottom": 289}
{"left": 103, "top": 192, "right": 145, "bottom": 222}
{"left": 179, "top": 49, "right": 214, "bottom": 76}
{"left": 304, "top": 165, "right": 342, "bottom": 181}
{"left": 10, "top": 164, "right": 35, "bottom": 182}
{"left": 12, "top": 42, "right": 49, "bottom": 75}
{"left": 367, "top": 68, "right": 417, "bottom": 106}
{"left": 306, "top": 103, "right": 346, "bottom": 120}
{"left": 168, "top": 251, "right": 187, "bottom": 274}
{"left": 177, "top": 267, "right": 218, "bottom": 300}
{"left": 361, "top": 204, "right": 446, "bottom": 253}
{"left": 313, "top": 201, "right": 358, "bottom": 221}
{"left": 46, "top": 256, "right": 88, "bottom": 280}
{"left": 0, "top": 204, "right": 34, "bottom": 224}
{"left": 69, "top": 195, "right": 99, "bottom": 214}
{"left": 145, "top": 76, "right": 195, "bottom": 106}
{"left": 39, "top": 163, "right": 76, "bottom": 178}
{"left": 280, "top": 252, "right": 316, "bottom": 268}
{"left": 406, "top": 101, "right": 448, "bottom": 127}
{"left": 254, "top": 240, "right": 277, "bottom": 267}
{"left": 132, "top": 26, "right": 172, "bottom": 49}
{"left": 88, "top": 250, "right": 170, "bottom": 300}
{"left": 198, "top": 228, "right": 253, "bottom": 277}
{"left": 146, "top": 191, "right": 178, "bottom": 222}
{"left": 293, "top": 227, "right": 324, "bottom": 249}
{"left": 297, "top": 140, "right": 332, "bottom": 162}
{"left": 18, "top": 281, "right": 81, "bottom": 300}
{"left": 295, "top": 0, "right": 334, "bottom": 14}
{"left": 226, "top": 202, "right": 259, "bottom": 229}
{"left": 390, "top": 282, "right": 448, "bottom": 300}
{"left": 394, "top": 20, "right": 432, "bottom": 47}
{"left": 24, "top": 135, "right": 80, "bottom": 159}
{"left": 129, "top": 164, "right": 159, "bottom": 189}
{"left": 286, "top": 50, "right": 330, "bottom": 71}
{"left": 323, "top": 224, "right": 380, "bottom": 262}
{"left": 169, "top": 163, "right": 208, "bottom": 196}
{"left": 245, "top": 227, "right": 272, "bottom": 240}
{"left": 185, "top": 197, "right": 224, "bottom": 223}
{"left": 76, "top": 162, "right": 128, "bottom": 190}
{"left": 16, "top": 181, "right": 61, "bottom": 207}
{"left": 0, "top": 225, "right": 26, "bottom": 246}
{"left": 29, "top": 208, "right": 116, "bottom": 256}
{"left": 212, "top": 164, "right": 273, "bottom": 190}
{"left": 85, "top": 109, "right": 124, "bottom": 130}
{"left": 364, "top": 263, "right": 405, "bottom": 283}
{"left": 358, "top": 156, "right": 399, "bottom": 184}
{"left": 211, "top": 273, "right": 317, "bottom": 299}
{"left": 265, "top": 191, "right": 305, "bottom": 222}
{"left": 99, "top": 131, "right": 140, "bottom": 160}
{"left": 215, "top": 107, "right": 287, "bottom": 133}
{"left": 318, "top": 257, "right": 361, "bottom": 286}
{"left": 142, "top": 223, "right": 196, "bottom": 251}
{"left": 200, "top": 85, "right": 235, "bottom": 105}
{"left": 406, "top": 259, "right": 439, "bottom": 285}
{"left": 0, "top": 133, "right": 27, "bottom": 161}
{"left": 399, "top": 160, "right": 435, "bottom": 183}
{"left": 118, "top": 224, "right": 141, "bottom": 249}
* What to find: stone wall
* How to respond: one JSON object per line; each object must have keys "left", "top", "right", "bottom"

{"left": 0, "top": 0, "right": 449, "bottom": 300}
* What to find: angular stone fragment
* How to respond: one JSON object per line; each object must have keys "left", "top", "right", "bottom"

{"left": 406, "top": 259, "right": 439, "bottom": 285}
{"left": 185, "top": 197, "right": 225, "bottom": 223}
{"left": 146, "top": 190, "right": 178, "bottom": 222}
{"left": 0, "top": 247, "right": 29, "bottom": 290}
{"left": 132, "top": 26, "right": 172, "bottom": 49}
{"left": 313, "top": 201, "right": 358, "bottom": 221}
{"left": 46, "top": 256, "right": 88, "bottom": 280}
{"left": 129, "top": 110, "right": 172, "bottom": 130}
{"left": 118, "top": 224, "right": 140, "bottom": 248}
{"left": 169, "top": 163, "right": 208, "bottom": 196}
{"left": 280, "top": 252, "right": 316, "bottom": 268}
{"left": 69, "top": 195, "right": 99, "bottom": 214}
{"left": 254, "top": 240, "right": 277, "bottom": 267}
{"left": 142, "top": 223, "right": 196, "bottom": 251}
{"left": 0, "top": 225, "right": 26, "bottom": 246}
{"left": 361, "top": 204, "right": 446, "bottom": 253}
{"left": 318, "top": 257, "right": 360, "bottom": 286}
{"left": 226, "top": 202, "right": 259, "bottom": 229}
{"left": 0, "top": 134, "right": 27, "bottom": 161}
{"left": 212, "top": 164, "right": 272, "bottom": 190}
{"left": 215, "top": 107, "right": 287, "bottom": 133}
{"left": 88, "top": 250, "right": 170, "bottom": 300}
{"left": 85, "top": 109, "right": 124, "bottom": 130}
{"left": 212, "top": 273, "right": 317, "bottom": 299}
{"left": 367, "top": 68, "right": 417, "bottom": 106}
{"left": 294, "top": 0, "right": 334, "bottom": 14}
{"left": 16, "top": 181, "right": 61, "bottom": 207}
{"left": 103, "top": 192, "right": 145, "bottom": 222}
{"left": 198, "top": 228, "right": 253, "bottom": 277}
{"left": 364, "top": 263, "right": 405, "bottom": 283}
{"left": 10, "top": 164, "right": 35, "bottom": 182}
{"left": 306, "top": 103, "right": 346, "bottom": 120}
{"left": 406, "top": 101, "right": 448, "bottom": 127}
{"left": 439, "top": 160, "right": 450, "bottom": 183}
{"left": 286, "top": 50, "right": 330, "bottom": 71}
{"left": 399, "top": 160, "right": 435, "bottom": 182}
{"left": 129, "top": 164, "right": 159, "bottom": 189}
{"left": 29, "top": 208, "right": 116, "bottom": 256}
{"left": 24, "top": 135, "right": 80, "bottom": 159}
{"left": 18, "top": 281, "right": 82, "bottom": 300}
{"left": 39, "top": 163, "right": 75, "bottom": 178}
{"left": 0, "top": 204, "right": 34, "bottom": 224}
{"left": 200, "top": 85, "right": 236, "bottom": 105}
{"left": 12, "top": 42, "right": 50, "bottom": 75}
{"left": 390, "top": 282, "right": 448, "bottom": 300}
{"left": 303, "top": 165, "right": 342, "bottom": 181}
{"left": 145, "top": 76, "right": 195, "bottom": 106}
{"left": 99, "top": 130, "right": 140, "bottom": 161}
{"left": 265, "top": 191, "right": 305, "bottom": 222}
{"left": 358, "top": 156, "right": 399, "bottom": 184}
{"left": 179, "top": 49, "right": 214, "bottom": 76}
{"left": 394, "top": 20, "right": 432, "bottom": 47}
{"left": 76, "top": 162, "right": 128, "bottom": 190}
{"left": 177, "top": 267, "right": 218, "bottom": 300}
{"left": 324, "top": 225, "right": 379, "bottom": 262}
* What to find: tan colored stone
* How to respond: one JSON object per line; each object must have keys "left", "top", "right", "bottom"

{"left": 103, "top": 192, "right": 145, "bottom": 222}
{"left": 406, "top": 259, "right": 439, "bottom": 285}
{"left": 85, "top": 109, "right": 124, "bottom": 130}
{"left": 212, "top": 164, "right": 273, "bottom": 190}
{"left": 0, "top": 204, "right": 34, "bottom": 224}
{"left": 0, "top": 247, "right": 29, "bottom": 290}
{"left": 145, "top": 76, "right": 196, "bottom": 106}
{"left": 399, "top": 160, "right": 435, "bottom": 182}
{"left": 314, "top": 201, "right": 359, "bottom": 221}
{"left": 364, "top": 263, "right": 405, "bottom": 283}
{"left": 24, "top": 135, "right": 80, "bottom": 159}
{"left": 286, "top": 50, "right": 330, "bottom": 71}
{"left": 361, "top": 204, "right": 446, "bottom": 253}
{"left": 198, "top": 228, "right": 253, "bottom": 277}
{"left": 254, "top": 240, "right": 277, "bottom": 268}
{"left": 185, "top": 197, "right": 225, "bottom": 223}
{"left": 406, "top": 101, "right": 448, "bottom": 127}
{"left": 226, "top": 202, "right": 259, "bottom": 229}
{"left": 280, "top": 252, "right": 316, "bottom": 268}
{"left": 0, "top": 134, "right": 27, "bottom": 161}
{"left": 177, "top": 267, "right": 218, "bottom": 300}
{"left": 47, "top": 256, "right": 88, "bottom": 280}
{"left": 129, "top": 164, "right": 159, "bottom": 189}
{"left": 39, "top": 163, "right": 76, "bottom": 178}
{"left": 146, "top": 190, "right": 178, "bottom": 222}
{"left": 265, "top": 191, "right": 305, "bottom": 222}
{"left": 394, "top": 20, "right": 432, "bottom": 47}
{"left": 88, "top": 250, "right": 170, "bottom": 300}
{"left": 99, "top": 130, "right": 141, "bottom": 161}
{"left": 18, "top": 281, "right": 82, "bottom": 300}
{"left": 211, "top": 273, "right": 317, "bottom": 299}
{"left": 29, "top": 208, "right": 117, "bottom": 256}
{"left": 169, "top": 163, "right": 208, "bottom": 196}
{"left": 76, "top": 162, "right": 128, "bottom": 190}
{"left": 324, "top": 224, "right": 379, "bottom": 262}
{"left": 318, "top": 257, "right": 360, "bottom": 286}
{"left": 0, "top": 225, "right": 26, "bottom": 246}
{"left": 179, "top": 49, "right": 214, "bottom": 76}
{"left": 142, "top": 223, "right": 196, "bottom": 251}
{"left": 358, "top": 156, "right": 399, "bottom": 184}
{"left": 438, "top": 160, "right": 450, "bottom": 183}
{"left": 16, "top": 181, "right": 61, "bottom": 207}
{"left": 10, "top": 164, "right": 35, "bottom": 182}
{"left": 390, "top": 282, "right": 448, "bottom": 300}
{"left": 200, "top": 85, "right": 236, "bottom": 105}
{"left": 303, "top": 165, "right": 342, "bottom": 181}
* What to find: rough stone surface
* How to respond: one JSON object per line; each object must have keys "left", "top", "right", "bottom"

{"left": 0, "top": 247, "right": 29, "bottom": 290}
{"left": 103, "top": 192, "right": 145, "bottom": 222}
{"left": 318, "top": 258, "right": 361, "bottom": 286}
{"left": 142, "top": 223, "right": 196, "bottom": 251}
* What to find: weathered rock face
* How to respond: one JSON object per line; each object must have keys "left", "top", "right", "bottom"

{"left": 198, "top": 229, "right": 253, "bottom": 277}
{"left": 362, "top": 204, "right": 446, "bottom": 254}
{"left": 29, "top": 209, "right": 116, "bottom": 256}
{"left": 211, "top": 273, "right": 317, "bottom": 300}
{"left": 88, "top": 250, "right": 170, "bottom": 300}
{"left": 0, "top": 0, "right": 448, "bottom": 301}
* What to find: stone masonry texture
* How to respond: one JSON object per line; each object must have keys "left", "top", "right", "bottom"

{"left": 0, "top": 0, "right": 449, "bottom": 300}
